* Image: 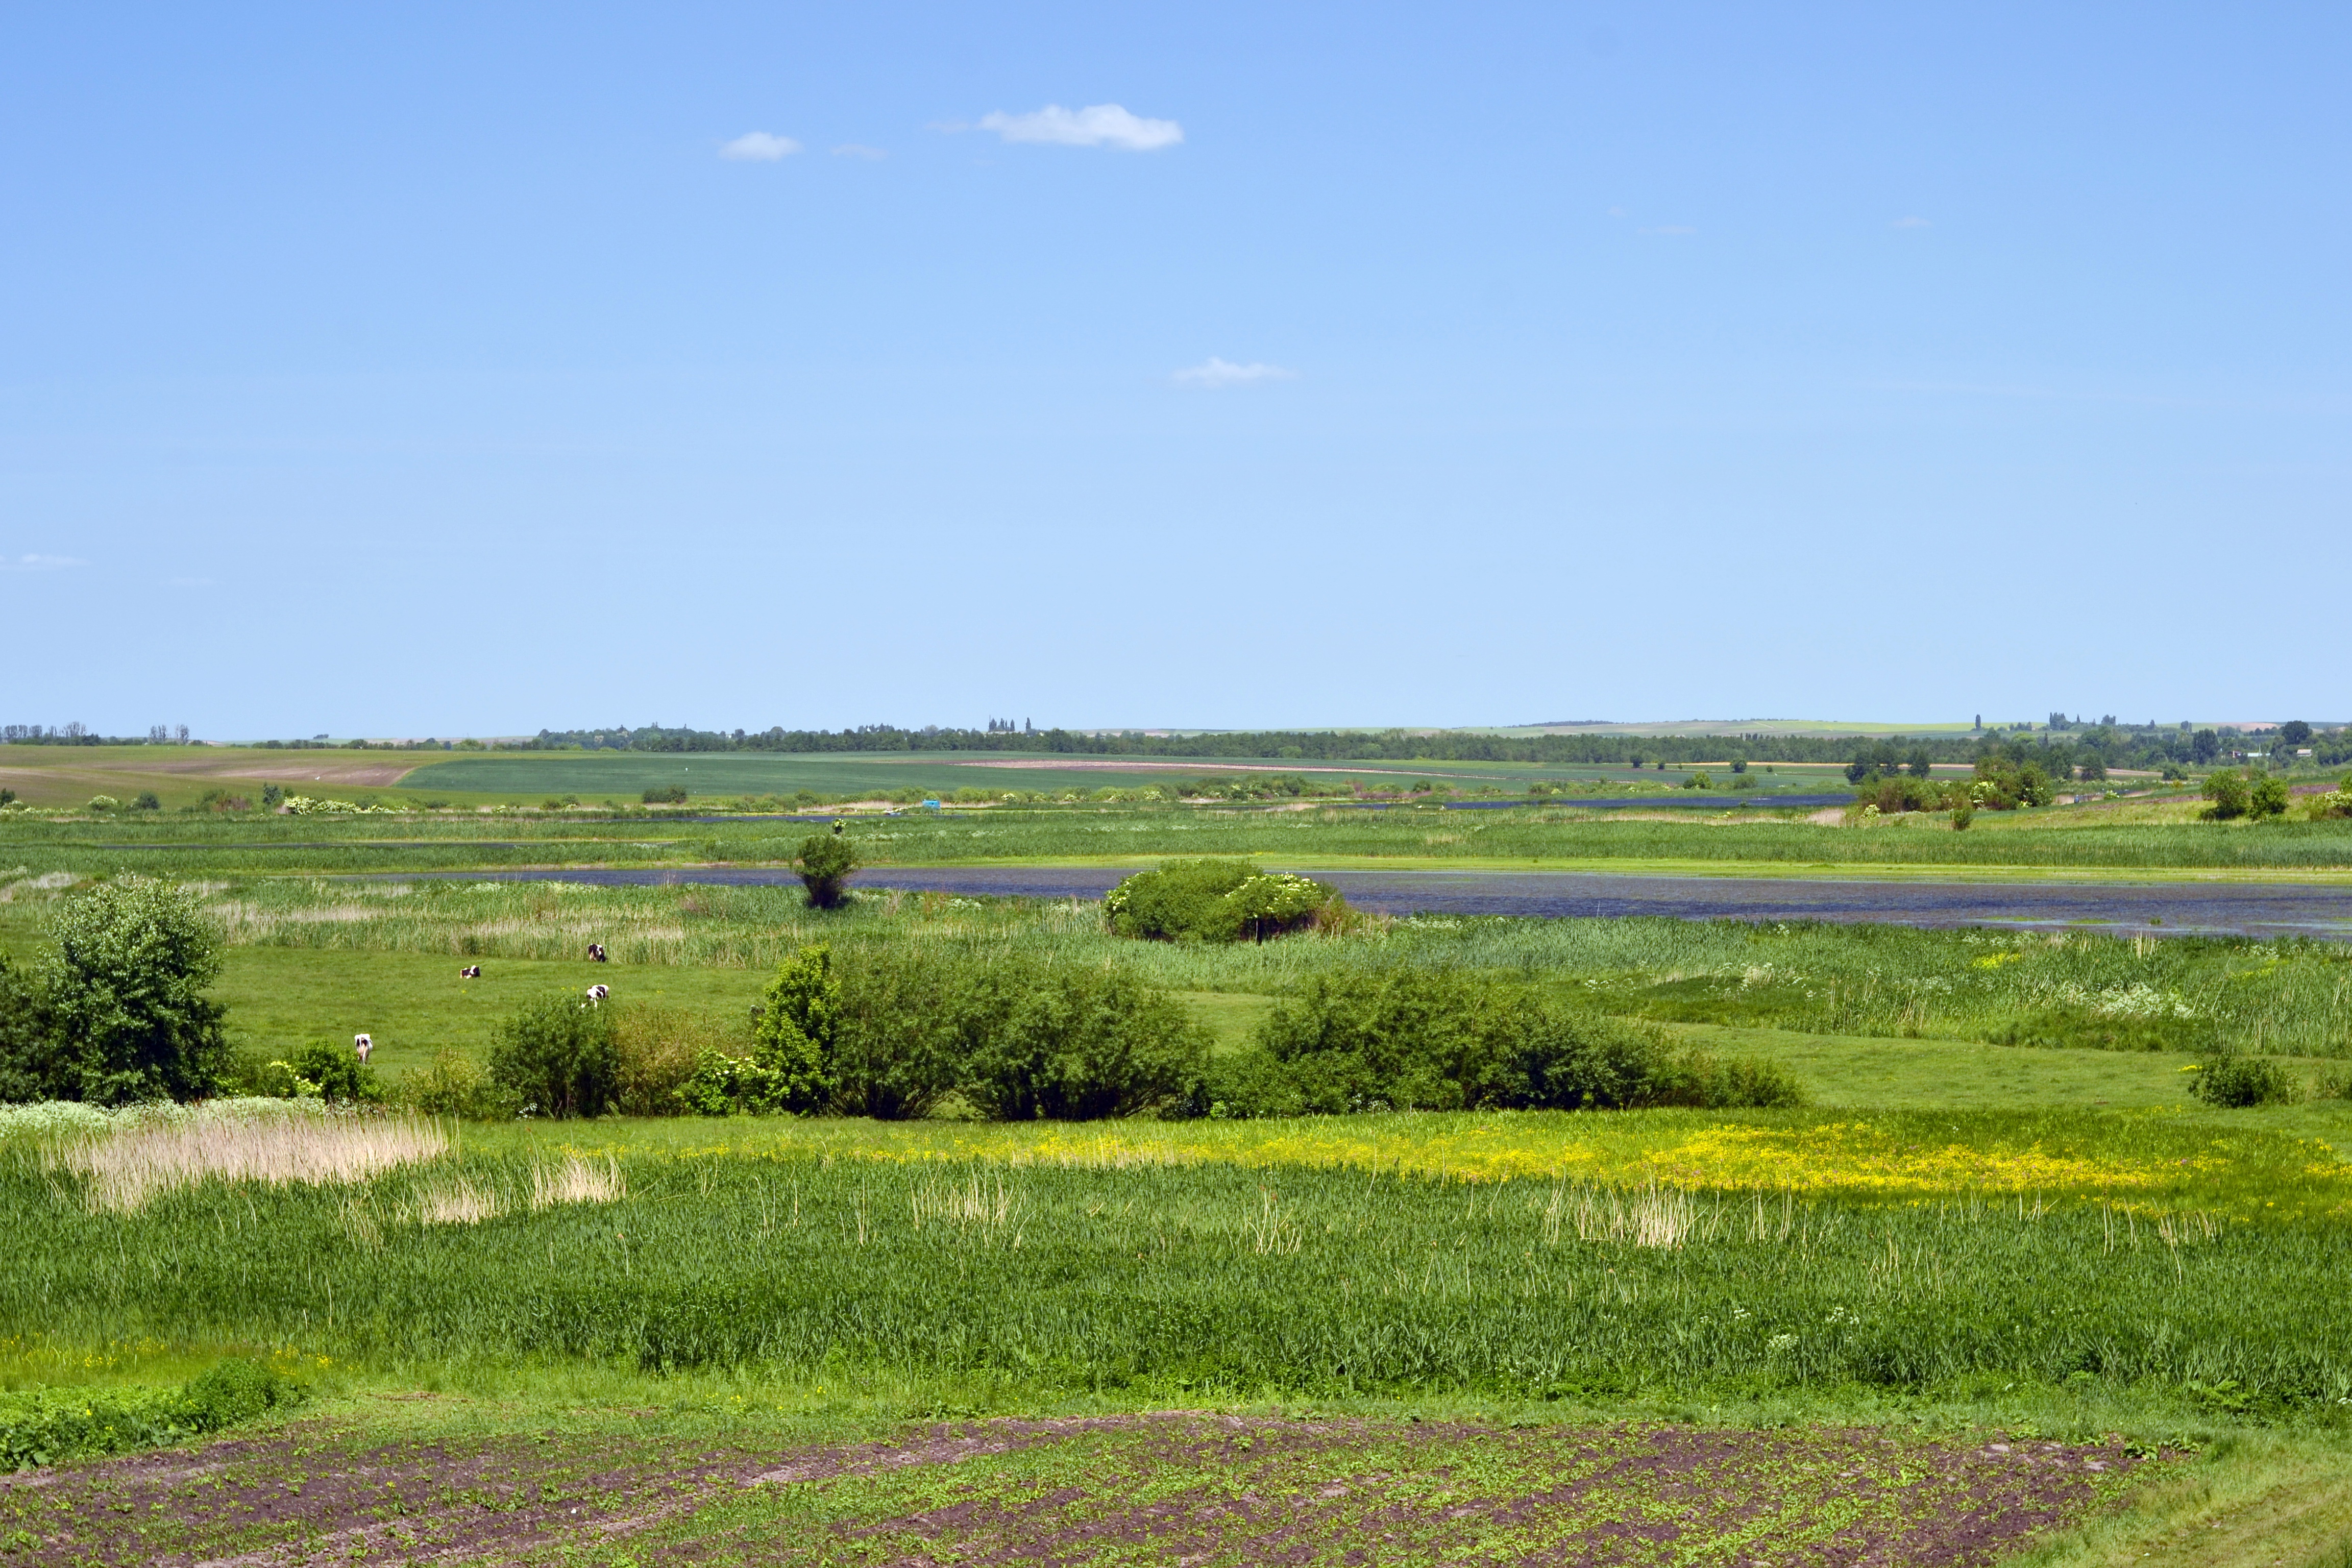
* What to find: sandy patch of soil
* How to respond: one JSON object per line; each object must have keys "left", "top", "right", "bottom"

{"left": 0, "top": 1413, "right": 2158, "bottom": 1567}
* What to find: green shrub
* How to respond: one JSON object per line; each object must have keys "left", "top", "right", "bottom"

{"left": 1106, "top": 859, "right": 1344, "bottom": 943}
{"left": 825, "top": 947, "right": 971, "bottom": 1119}
{"left": 397, "top": 1048, "right": 514, "bottom": 1118}
{"left": 2202, "top": 770, "right": 2250, "bottom": 821}
{"left": 611, "top": 1006, "right": 726, "bottom": 1116}
{"left": 0, "top": 953, "right": 59, "bottom": 1104}
{"left": 959, "top": 961, "right": 1210, "bottom": 1121}
{"left": 1217, "top": 969, "right": 1806, "bottom": 1117}
{"left": 2188, "top": 1053, "right": 2299, "bottom": 1108}
{"left": 642, "top": 785, "right": 689, "bottom": 804}
{"left": 40, "top": 876, "right": 231, "bottom": 1105}
{"left": 679, "top": 947, "right": 840, "bottom": 1115}
{"left": 2248, "top": 775, "right": 2290, "bottom": 821}
{"left": 795, "top": 834, "right": 858, "bottom": 909}
{"left": 489, "top": 992, "right": 619, "bottom": 1118}
{"left": 285, "top": 1040, "right": 384, "bottom": 1104}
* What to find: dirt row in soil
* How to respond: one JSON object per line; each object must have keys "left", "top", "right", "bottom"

{"left": 0, "top": 1412, "right": 2155, "bottom": 1566}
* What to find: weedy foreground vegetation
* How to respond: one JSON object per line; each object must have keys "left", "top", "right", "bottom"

{"left": 2, "top": 805, "right": 2351, "bottom": 1564}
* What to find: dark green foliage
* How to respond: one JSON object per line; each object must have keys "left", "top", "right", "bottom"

{"left": 0, "top": 953, "right": 59, "bottom": 1104}
{"left": 825, "top": 948, "right": 970, "bottom": 1119}
{"left": 489, "top": 992, "right": 619, "bottom": 1118}
{"left": 1989, "top": 1010, "right": 2215, "bottom": 1055}
{"left": 2203, "top": 769, "right": 2250, "bottom": 820}
{"left": 131, "top": 791, "right": 161, "bottom": 811}
{"left": 40, "top": 876, "right": 231, "bottom": 1105}
{"left": 642, "top": 785, "right": 689, "bottom": 803}
{"left": 0, "top": 1359, "right": 305, "bottom": 1470}
{"left": 750, "top": 945, "right": 835, "bottom": 1110}
{"left": 677, "top": 947, "right": 839, "bottom": 1115}
{"left": 287, "top": 1040, "right": 385, "bottom": 1104}
{"left": 1216, "top": 969, "right": 1804, "bottom": 1117}
{"left": 1106, "top": 859, "right": 1342, "bottom": 943}
{"left": 795, "top": 834, "right": 858, "bottom": 909}
{"left": 958, "top": 962, "right": 1211, "bottom": 1120}
{"left": 2249, "top": 774, "right": 2291, "bottom": 821}
{"left": 2280, "top": 720, "right": 2314, "bottom": 748}
{"left": 2188, "top": 1054, "right": 2299, "bottom": 1108}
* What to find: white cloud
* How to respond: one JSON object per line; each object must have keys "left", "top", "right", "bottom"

{"left": 978, "top": 104, "right": 1182, "bottom": 151}
{"left": 831, "top": 143, "right": 887, "bottom": 160}
{"left": 719, "top": 132, "right": 800, "bottom": 162}
{"left": 1891, "top": 215, "right": 1931, "bottom": 229}
{"left": 1173, "top": 358, "right": 1296, "bottom": 389}
{"left": 0, "top": 554, "right": 84, "bottom": 572}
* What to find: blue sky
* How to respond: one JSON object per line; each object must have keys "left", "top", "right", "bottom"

{"left": 3, "top": 4, "right": 2346, "bottom": 738}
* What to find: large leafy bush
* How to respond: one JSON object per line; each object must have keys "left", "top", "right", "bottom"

{"left": 958, "top": 961, "right": 1210, "bottom": 1120}
{"left": 1211, "top": 968, "right": 1805, "bottom": 1117}
{"left": 489, "top": 992, "right": 620, "bottom": 1118}
{"left": 1106, "top": 859, "right": 1344, "bottom": 943}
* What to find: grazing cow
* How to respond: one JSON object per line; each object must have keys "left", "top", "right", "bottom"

{"left": 353, "top": 1033, "right": 373, "bottom": 1064}
{"left": 585, "top": 984, "right": 609, "bottom": 1005}
{"left": 587, "top": 943, "right": 608, "bottom": 963}
{"left": 459, "top": 965, "right": 480, "bottom": 979}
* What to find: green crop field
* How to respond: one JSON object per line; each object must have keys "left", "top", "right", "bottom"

{"left": 7, "top": 802, "right": 2352, "bottom": 1563}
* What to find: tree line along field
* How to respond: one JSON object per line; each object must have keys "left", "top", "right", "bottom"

{"left": 5, "top": 818, "right": 2352, "bottom": 1562}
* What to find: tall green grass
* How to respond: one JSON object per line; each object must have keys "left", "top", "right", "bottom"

{"left": 4, "top": 1130, "right": 2347, "bottom": 1413}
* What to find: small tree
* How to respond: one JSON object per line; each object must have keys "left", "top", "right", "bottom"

{"left": 2280, "top": 720, "right": 2314, "bottom": 749}
{"left": 41, "top": 876, "right": 230, "bottom": 1104}
{"left": 2248, "top": 774, "right": 2291, "bottom": 820}
{"left": 795, "top": 834, "right": 858, "bottom": 909}
{"left": 750, "top": 945, "right": 837, "bottom": 1110}
{"left": 2202, "top": 769, "right": 2250, "bottom": 821}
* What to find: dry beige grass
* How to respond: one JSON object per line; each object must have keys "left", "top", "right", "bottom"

{"left": 47, "top": 1107, "right": 449, "bottom": 1212}
{"left": 530, "top": 1153, "right": 625, "bottom": 1210}
{"left": 413, "top": 1174, "right": 502, "bottom": 1226}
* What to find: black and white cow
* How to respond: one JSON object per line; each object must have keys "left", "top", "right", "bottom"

{"left": 353, "top": 1033, "right": 373, "bottom": 1064}
{"left": 587, "top": 943, "right": 608, "bottom": 963}
{"left": 459, "top": 965, "right": 480, "bottom": 979}
{"left": 584, "top": 984, "right": 609, "bottom": 1005}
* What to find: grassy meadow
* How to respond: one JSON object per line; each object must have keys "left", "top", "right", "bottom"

{"left": 6, "top": 798, "right": 2352, "bottom": 1563}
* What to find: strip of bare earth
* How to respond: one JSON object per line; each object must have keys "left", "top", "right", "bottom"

{"left": 0, "top": 1414, "right": 2163, "bottom": 1566}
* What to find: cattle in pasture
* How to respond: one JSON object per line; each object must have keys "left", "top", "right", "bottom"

{"left": 459, "top": 965, "right": 480, "bottom": 979}
{"left": 587, "top": 943, "right": 608, "bottom": 963}
{"left": 585, "top": 984, "right": 609, "bottom": 1004}
{"left": 353, "top": 1033, "right": 373, "bottom": 1063}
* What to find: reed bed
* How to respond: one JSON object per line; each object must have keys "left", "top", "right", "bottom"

{"left": 43, "top": 1107, "right": 448, "bottom": 1212}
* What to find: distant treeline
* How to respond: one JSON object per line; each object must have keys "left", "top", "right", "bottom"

{"left": 520, "top": 722, "right": 2352, "bottom": 772}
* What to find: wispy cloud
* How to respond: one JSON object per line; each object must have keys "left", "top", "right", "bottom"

{"left": 1174, "top": 358, "right": 1296, "bottom": 389}
{"left": 1891, "top": 215, "right": 1931, "bottom": 229}
{"left": 0, "top": 554, "right": 84, "bottom": 572}
{"left": 978, "top": 104, "right": 1182, "bottom": 151}
{"left": 719, "top": 132, "right": 800, "bottom": 162}
{"left": 830, "top": 143, "right": 887, "bottom": 160}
